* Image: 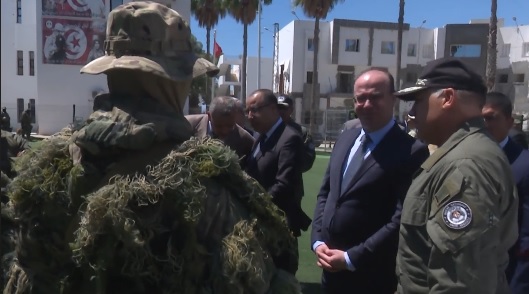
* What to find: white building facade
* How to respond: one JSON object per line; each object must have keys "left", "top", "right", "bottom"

{"left": 216, "top": 55, "right": 273, "bottom": 99}
{"left": 1, "top": 0, "right": 191, "bottom": 135}
{"left": 276, "top": 18, "right": 528, "bottom": 128}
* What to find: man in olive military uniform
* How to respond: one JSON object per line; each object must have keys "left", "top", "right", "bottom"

{"left": 394, "top": 58, "right": 519, "bottom": 294}
{"left": 20, "top": 109, "right": 32, "bottom": 139}
{"left": 1, "top": 107, "right": 12, "bottom": 131}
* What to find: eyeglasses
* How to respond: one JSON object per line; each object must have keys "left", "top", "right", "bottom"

{"left": 245, "top": 103, "right": 271, "bottom": 115}
{"left": 353, "top": 93, "right": 384, "bottom": 105}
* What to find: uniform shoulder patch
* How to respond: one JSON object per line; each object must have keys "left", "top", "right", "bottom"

{"left": 442, "top": 201, "right": 472, "bottom": 229}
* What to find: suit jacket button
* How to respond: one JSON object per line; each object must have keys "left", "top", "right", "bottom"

{"left": 336, "top": 203, "right": 341, "bottom": 209}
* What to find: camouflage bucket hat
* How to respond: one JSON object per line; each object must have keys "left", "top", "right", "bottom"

{"left": 81, "top": 1, "right": 219, "bottom": 80}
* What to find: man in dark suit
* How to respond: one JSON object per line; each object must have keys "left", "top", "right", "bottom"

{"left": 509, "top": 115, "right": 528, "bottom": 149}
{"left": 233, "top": 97, "right": 255, "bottom": 136}
{"left": 185, "top": 96, "right": 254, "bottom": 160}
{"left": 277, "top": 95, "right": 316, "bottom": 172}
{"left": 483, "top": 92, "right": 529, "bottom": 294}
{"left": 311, "top": 68, "right": 429, "bottom": 294}
{"left": 244, "top": 89, "right": 311, "bottom": 237}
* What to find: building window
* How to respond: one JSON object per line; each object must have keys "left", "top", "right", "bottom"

{"left": 17, "top": 98, "right": 24, "bottom": 122}
{"left": 422, "top": 45, "right": 434, "bottom": 58}
{"left": 307, "top": 38, "right": 314, "bottom": 51}
{"left": 345, "top": 39, "right": 360, "bottom": 52}
{"left": 406, "top": 72, "right": 418, "bottom": 83}
{"left": 523, "top": 43, "right": 529, "bottom": 57}
{"left": 500, "top": 44, "right": 511, "bottom": 57}
{"left": 407, "top": 44, "right": 417, "bottom": 57}
{"left": 381, "top": 41, "right": 395, "bottom": 54}
{"left": 16, "top": 0, "right": 21, "bottom": 23}
{"left": 338, "top": 73, "right": 354, "bottom": 93}
{"left": 306, "top": 71, "right": 313, "bottom": 84}
{"left": 450, "top": 44, "right": 481, "bottom": 58}
{"left": 497, "top": 74, "right": 508, "bottom": 83}
{"left": 17, "top": 50, "right": 23, "bottom": 75}
{"left": 29, "top": 99, "right": 36, "bottom": 123}
{"left": 514, "top": 74, "right": 525, "bottom": 83}
{"left": 110, "top": 0, "right": 124, "bottom": 10}
{"left": 29, "top": 51, "right": 35, "bottom": 76}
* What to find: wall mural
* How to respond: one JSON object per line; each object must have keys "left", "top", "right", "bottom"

{"left": 41, "top": 0, "right": 107, "bottom": 65}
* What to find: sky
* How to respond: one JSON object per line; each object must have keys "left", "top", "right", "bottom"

{"left": 189, "top": 0, "right": 529, "bottom": 59}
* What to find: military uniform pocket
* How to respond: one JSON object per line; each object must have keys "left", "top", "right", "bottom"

{"left": 401, "top": 193, "right": 428, "bottom": 226}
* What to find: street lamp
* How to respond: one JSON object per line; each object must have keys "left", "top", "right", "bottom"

{"left": 291, "top": 10, "right": 300, "bottom": 20}
{"left": 257, "top": 0, "right": 262, "bottom": 89}
{"left": 417, "top": 20, "right": 426, "bottom": 64}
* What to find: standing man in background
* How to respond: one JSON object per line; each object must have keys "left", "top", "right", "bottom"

{"left": 20, "top": 109, "right": 32, "bottom": 139}
{"left": 186, "top": 96, "right": 254, "bottom": 160}
{"left": 277, "top": 95, "right": 316, "bottom": 173}
{"left": 482, "top": 92, "right": 529, "bottom": 294}
{"left": 233, "top": 98, "right": 254, "bottom": 136}
{"left": 244, "top": 89, "right": 312, "bottom": 273}
{"left": 311, "top": 68, "right": 429, "bottom": 294}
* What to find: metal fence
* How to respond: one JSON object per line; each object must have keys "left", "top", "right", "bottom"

{"left": 300, "top": 108, "right": 351, "bottom": 152}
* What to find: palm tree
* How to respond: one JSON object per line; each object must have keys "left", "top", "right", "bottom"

{"left": 295, "top": 0, "right": 344, "bottom": 135}
{"left": 225, "top": 0, "right": 272, "bottom": 106}
{"left": 486, "top": 0, "right": 497, "bottom": 92}
{"left": 191, "top": 0, "right": 227, "bottom": 59}
{"left": 191, "top": 0, "right": 227, "bottom": 102}
{"left": 395, "top": 0, "right": 405, "bottom": 118}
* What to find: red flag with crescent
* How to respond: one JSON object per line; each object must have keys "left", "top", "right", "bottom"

{"left": 214, "top": 41, "right": 223, "bottom": 59}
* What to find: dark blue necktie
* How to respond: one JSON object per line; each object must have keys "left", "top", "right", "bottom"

{"left": 341, "top": 134, "right": 371, "bottom": 192}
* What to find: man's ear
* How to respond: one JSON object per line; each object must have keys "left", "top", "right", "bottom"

{"left": 441, "top": 88, "right": 456, "bottom": 109}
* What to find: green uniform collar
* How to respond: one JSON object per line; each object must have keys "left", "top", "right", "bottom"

{"left": 421, "top": 116, "right": 485, "bottom": 171}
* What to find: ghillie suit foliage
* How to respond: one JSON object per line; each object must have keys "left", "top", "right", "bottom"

{"left": 3, "top": 95, "right": 300, "bottom": 294}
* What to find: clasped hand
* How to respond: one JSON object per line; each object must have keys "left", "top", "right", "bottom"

{"left": 315, "top": 243, "right": 347, "bottom": 272}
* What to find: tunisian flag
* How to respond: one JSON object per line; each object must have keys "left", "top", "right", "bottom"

{"left": 214, "top": 40, "right": 223, "bottom": 59}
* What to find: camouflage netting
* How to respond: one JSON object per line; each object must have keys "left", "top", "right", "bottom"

{"left": 4, "top": 136, "right": 300, "bottom": 294}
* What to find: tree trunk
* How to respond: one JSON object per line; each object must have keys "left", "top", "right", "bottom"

{"left": 206, "top": 27, "right": 211, "bottom": 103}
{"left": 486, "top": 0, "right": 497, "bottom": 92}
{"left": 242, "top": 23, "right": 248, "bottom": 107}
{"left": 206, "top": 27, "right": 211, "bottom": 58}
{"left": 310, "top": 16, "right": 320, "bottom": 136}
{"left": 395, "top": 0, "right": 405, "bottom": 119}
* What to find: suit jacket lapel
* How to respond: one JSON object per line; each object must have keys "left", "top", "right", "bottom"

{"left": 255, "top": 123, "right": 285, "bottom": 162}
{"left": 503, "top": 138, "right": 522, "bottom": 165}
{"left": 340, "top": 124, "right": 399, "bottom": 196}
{"left": 333, "top": 129, "right": 361, "bottom": 196}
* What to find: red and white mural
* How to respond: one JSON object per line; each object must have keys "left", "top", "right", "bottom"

{"left": 42, "top": 0, "right": 106, "bottom": 18}
{"left": 41, "top": 0, "right": 107, "bottom": 65}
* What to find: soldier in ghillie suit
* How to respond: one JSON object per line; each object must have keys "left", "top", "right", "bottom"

{"left": 4, "top": 2, "right": 300, "bottom": 294}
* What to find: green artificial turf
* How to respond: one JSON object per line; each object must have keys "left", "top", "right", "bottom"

{"left": 297, "top": 153, "right": 330, "bottom": 292}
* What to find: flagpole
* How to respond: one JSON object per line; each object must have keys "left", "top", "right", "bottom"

{"left": 211, "top": 29, "right": 216, "bottom": 103}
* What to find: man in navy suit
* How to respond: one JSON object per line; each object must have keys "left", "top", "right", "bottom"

{"left": 311, "top": 68, "right": 429, "bottom": 294}
{"left": 483, "top": 92, "right": 529, "bottom": 294}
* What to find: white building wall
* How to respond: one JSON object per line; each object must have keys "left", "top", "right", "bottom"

{"left": 277, "top": 21, "right": 295, "bottom": 94}
{"left": 337, "top": 26, "right": 370, "bottom": 66}
{"left": 1, "top": 0, "right": 39, "bottom": 130}
{"left": 433, "top": 27, "right": 446, "bottom": 59}
{"left": 290, "top": 20, "right": 313, "bottom": 94}
{"left": 247, "top": 56, "right": 273, "bottom": 95}
{"left": 1, "top": 0, "right": 193, "bottom": 135}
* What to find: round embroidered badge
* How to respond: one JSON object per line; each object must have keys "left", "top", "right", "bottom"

{"left": 442, "top": 201, "right": 472, "bottom": 229}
